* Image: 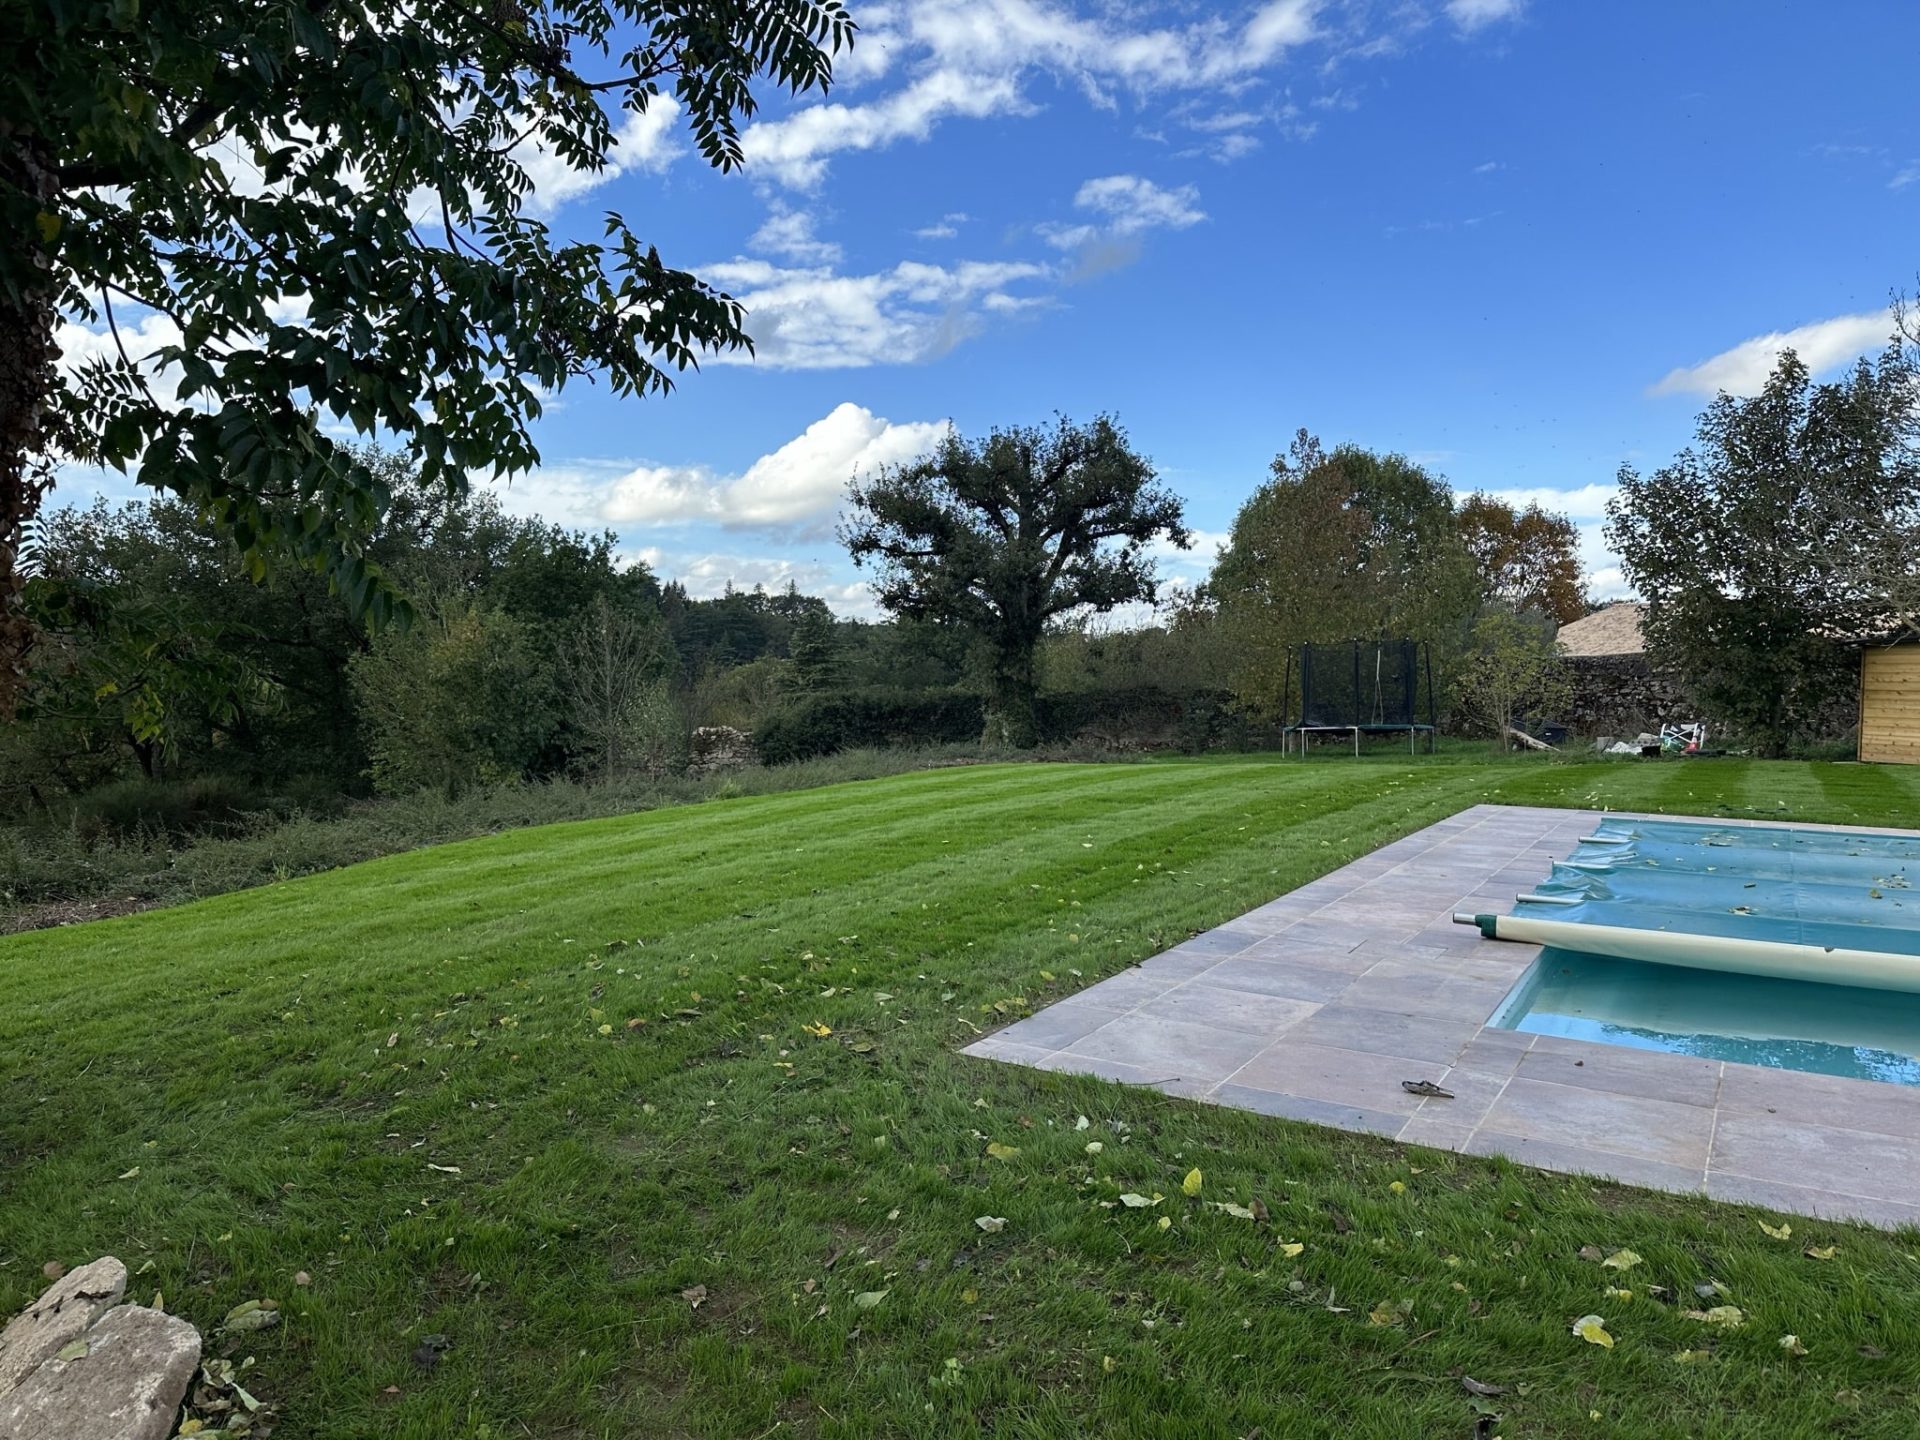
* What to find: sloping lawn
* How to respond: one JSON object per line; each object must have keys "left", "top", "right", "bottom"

{"left": 4, "top": 756, "right": 1919, "bottom": 1437}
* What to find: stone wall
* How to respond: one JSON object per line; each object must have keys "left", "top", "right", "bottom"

{"left": 1562, "top": 654, "right": 1694, "bottom": 736}
{"left": 0, "top": 1257, "right": 201, "bottom": 1439}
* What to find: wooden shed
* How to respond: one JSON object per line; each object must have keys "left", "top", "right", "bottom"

{"left": 1858, "top": 643, "right": 1920, "bottom": 763}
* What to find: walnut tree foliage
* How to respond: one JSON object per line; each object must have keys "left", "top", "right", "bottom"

{"left": 0, "top": 0, "right": 854, "bottom": 712}
{"left": 840, "top": 416, "right": 1189, "bottom": 748}
{"left": 1605, "top": 341, "right": 1920, "bottom": 757}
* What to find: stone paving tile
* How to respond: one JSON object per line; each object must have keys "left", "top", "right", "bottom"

{"left": 958, "top": 803, "right": 1920, "bottom": 1228}
{"left": 1062, "top": 1014, "right": 1272, "bottom": 1085}
{"left": 1226, "top": 1040, "right": 1437, "bottom": 1117}
{"left": 1397, "top": 1114, "right": 1479, "bottom": 1150}
{"left": 1465, "top": 1131, "right": 1707, "bottom": 1195}
{"left": 1703, "top": 1173, "right": 1920, "bottom": 1230}
{"left": 1149, "top": 983, "right": 1322, "bottom": 1037}
{"left": 986, "top": 999, "right": 1129, "bottom": 1053}
{"left": 1210, "top": 1083, "right": 1407, "bottom": 1139}
{"left": 1716, "top": 1063, "right": 1920, "bottom": 1140}
{"left": 1710, "top": 1112, "right": 1920, "bottom": 1205}
{"left": 1517, "top": 1040, "right": 1723, "bottom": 1110}
{"left": 1193, "top": 955, "right": 1358, "bottom": 1004}
{"left": 1286, "top": 1004, "right": 1482, "bottom": 1066}
{"left": 1480, "top": 1078, "right": 1717, "bottom": 1170}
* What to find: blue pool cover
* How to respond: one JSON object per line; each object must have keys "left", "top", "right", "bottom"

{"left": 1516, "top": 816, "right": 1920, "bottom": 956}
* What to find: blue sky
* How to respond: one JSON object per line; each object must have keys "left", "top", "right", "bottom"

{"left": 63, "top": 0, "right": 1920, "bottom": 614}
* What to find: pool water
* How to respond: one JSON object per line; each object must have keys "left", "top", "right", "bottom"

{"left": 1491, "top": 946, "right": 1920, "bottom": 1086}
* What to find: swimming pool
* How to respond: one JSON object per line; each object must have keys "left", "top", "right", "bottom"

{"left": 1479, "top": 817, "right": 1920, "bottom": 1086}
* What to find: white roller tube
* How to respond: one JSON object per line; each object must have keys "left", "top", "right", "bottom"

{"left": 1454, "top": 910, "right": 1920, "bottom": 995}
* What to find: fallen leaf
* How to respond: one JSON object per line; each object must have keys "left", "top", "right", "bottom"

{"left": 1327, "top": 1205, "right": 1353, "bottom": 1234}
{"left": 1684, "top": 1305, "right": 1745, "bottom": 1328}
{"left": 1118, "top": 1193, "right": 1160, "bottom": 1209}
{"left": 1779, "top": 1334, "right": 1807, "bottom": 1356}
{"left": 54, "top": 1339, "right": 89, "bottom": 1362}
{"left": 803, "top": 1022, "right": 832, "bottom": 1037}
{"left": 1605, "top": 1287, "right": 1633, "bottom": 1301}
{"left": 293, "top": 1271, "right": 311, "bottom": 1287}
{"left": 1181, "top": 1168, "right": 1204, "bottom": 1197}
{"left": 1278, "top": 1241, "right": 1305, "bottom": 1259}
{"left": 1388, "top": 1180, "right": 1407, "bottom": 1195}
{"left": 853, "top": 1290, "right": 888, "bottom": 1310}
{"left": 116, "top": 1167, "right": 140, "bottom": 1181}
{"left": 1085, "top": 1141, "right": 1104, "bottom": 1155}
{"left": 1758, "top": 1219, "right": 1792, "bottom": 1241}
{"left": 41, "top": 1261, "right": 65, "bottom": 1281}
{"left": 986, "top": 1142, "right": 1020, "bottom": 1161}
{"left": 411, "top": 1334, "right": 451, "bottom": 1370}
{"left": 681, "top": 1285, "right": 708, "bottom": 1310}
{"left": 1208, "top": 1201, "right": 1255, "bottom": 1220}
{"left": 1367, "top": 1301, "right": 1405, "bottom": 1327}
{"left": 1601, "top": 1249, "right": 1642, "bottom": 1271}
{"left": 974, "top": 1216, "right": 1006, "bottom": 1233}
{"left": 220, "top": 1300, "right": 281, "bottom": 1335}
{"left": 1156, "top": 1215, "right": 1172, "bottom": 1231}
{"left": 427, "top": 1163, "right": 460, "bottom": 1174}
{"left": 1671, "top": 1349, "right": 1710, "bottom": 1365}
{"left": 1250, "top": 1197, "right": 1272, "bottom": 1225}
{"left": 1075, "top": 1115, "right": 1090, "bottom": 1131}
{"left": 1576, "top": 1245, "right": 1604, "bottom": 1263}
{"left": 1572, "top": 1314, "right": 1614, "bottom": 1348}
{"left": 1804, "top": 1245, "right": 1837, "bottom": 1261}
{"left": 1461, "top": 1376, "right": 1505, "bottom": 1398}
{"left": 1101, "top": 1355, "right": 1117, "bottom": 1373}
{"left": 1693, "top": 1281, "right": 1730, "bottom": 1300}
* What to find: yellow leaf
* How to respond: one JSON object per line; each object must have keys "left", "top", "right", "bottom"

{"left": 1388, "top": 1180, "right": 1407, "bottom": 1195}
{"left": 1085, "top": 1141, "right": 1104, "bottom": 1155}
{"left": 588, "top": 1008, "right": 605, "bottom": 1023}
{"left": 1368, "top": 1300, "right": 1405, "bottom": 1327}
{"left": 597, "top": 1024, "right": 613, "bottom": 1035}
{"left": 1101, "top": 1355, "right": 1117, "bottom": 1373}
{"left": 1804, "top": 1245, "right": 1837, "bottom": 1261}
{"left": 1604, "top": 1287, "right": 1633, "bottom": 1301}
{"left": 1684, "top": 1305, "right": 1745, "bottom": 1328}
{"left": 852, "top": 1290, "right": 888, "bottom": 1310}
{"left": 961, "top": 1288, "right": 978, "bottom": 1304}
{"left": 1279, "top": 1241, "right": 1305, "bottom": 1258}
{"left": 1572, "top": 1314, "right": 1614, "bottom": 1348}
{"left": 1758, "top": 1219, "right": 1792, "bottom": 1241}
{"left": 1671, "top": 1349, "right": 1709, "bottom": 1364}
{"left": 1182, "top": 1167, "right": 1203, "bottom": 1197}
{"left": 1600, "top": 1249, "right": 1642, "bottom": 1270}
{"left": 116, "top": 1167, "right": 140, "bottom": 1181}
{"left": 985, "top": 1142, "right": 1020, "bottom": 1161}
{"left": 803, "top": 1022, "right": 832, "bottom": 1037}
{"left": 1156, "top": 1215, "right": 1172, "bottom": 1231}
{"left": 1118, "top": 1192, "right": 1160, "bottom": 1208}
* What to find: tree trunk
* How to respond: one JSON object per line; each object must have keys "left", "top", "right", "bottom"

{"left": 982, "top": 647, "right": 1041, "bottom": 749}
{"left": 0, "top": 121, "right": 62, "bottom": 718}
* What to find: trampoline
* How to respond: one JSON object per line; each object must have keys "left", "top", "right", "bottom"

{"left": 1281, "top": 640, "right": 1437, "bottom": 756}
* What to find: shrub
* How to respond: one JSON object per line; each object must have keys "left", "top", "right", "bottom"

{"left": 68, "top": 775, "right": 274, "bottom": 841}
{"left": 753, "top": 689, "right": 985, "bottom": 765}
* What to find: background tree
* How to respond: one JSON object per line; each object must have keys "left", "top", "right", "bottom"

{"left": 1, "top": 0, "right": 854, "bottom": 712}
{"left": 1452, "top": 605, "right": 1573, "bottom": 748}
{"left": 558, "top": 595, "right": 676, "bottom": 781}
{"left": 1457, "top": 493, "right": 1589, "bottom": 624}
{"left": 789, "top": 608, "right": 843, "bottom": 693}
{"left": 1210, "top": 431, "right": 1480, "bottom": 718}
{"left": 842, "top": 416, "right": 1189, "bottom": 748}
{"left": 1606, "top": 343, "right": 1920, "bottom": 756}
{"left": 348, "top": 598, "right": 551, "bottom": 797}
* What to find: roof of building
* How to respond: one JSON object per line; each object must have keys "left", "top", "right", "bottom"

{"left": 1557, "top": 601, "right": 1645, "bottom": 657}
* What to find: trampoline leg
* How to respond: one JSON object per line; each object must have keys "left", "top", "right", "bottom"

{"left": 1353, "top": 727, "right": 1359, "bottom": 758}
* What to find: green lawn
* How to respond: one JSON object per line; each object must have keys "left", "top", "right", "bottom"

{"left": 4, "top": 755, "right": 1920, "bottom": 1438}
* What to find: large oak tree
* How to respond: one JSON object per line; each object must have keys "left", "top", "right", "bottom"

{"left": 841, "top": 416, "right": 1189, "bottom": 748}
{"left": 0, "top": 0, "right": 853, "bottom": 711}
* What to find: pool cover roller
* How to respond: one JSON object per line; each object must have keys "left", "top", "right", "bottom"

{"left": 1454, "top": 817, "right": 1920, "bottom": 995}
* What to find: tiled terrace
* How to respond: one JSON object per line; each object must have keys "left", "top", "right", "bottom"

{"left": 963, "top": 803, "right": 1920, "bottom": 1229}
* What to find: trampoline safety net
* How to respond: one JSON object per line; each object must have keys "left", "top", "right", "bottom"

{"left": 1299, "top": 640, "right": 1425, "bottom": 728}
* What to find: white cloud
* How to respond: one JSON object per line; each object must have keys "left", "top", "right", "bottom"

{"left": 504, "top": 402, "right": 947, "bottom": 538}
{"left": 739, "top": 0, "right": 1328, "bottom": 188}
{"left": 1651, "top": 309, "right": 1896, "bottom": 397}
{"left": 632, "top": 547, "right": 884, "bottom": 616}
{"left": 55, "top": 310, "right": 185, "bottom": 406}
{"left": 749, "top": 206, "right": 843, "bottom": 264}
{"left": 913, "top": 211, "right": 969, "bottom": 240}
{"left": 702, "top": 255, "right": 1050, "bottom": 368}
{"left": 1890, "top": 163, "right": 1919, "bottom": 190}
{"left": 1445, "top": 0, "right": 1524, "bottom": 31}
{"left": 1039, "top": 174, "right": 1205, "bottom": 265}
{"left": 1472, "top": 159, "right": 1503, "bottom": 173}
